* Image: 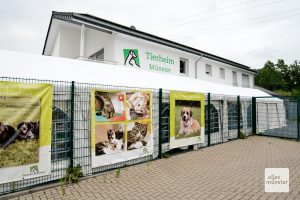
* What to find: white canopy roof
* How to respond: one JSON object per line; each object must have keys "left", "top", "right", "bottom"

{"left": 0, "top": 50, "right": 269, "bottom": 97}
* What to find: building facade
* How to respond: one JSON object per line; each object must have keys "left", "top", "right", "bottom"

{"left": 43, "top": 12, "right": 256, "bottom": 88}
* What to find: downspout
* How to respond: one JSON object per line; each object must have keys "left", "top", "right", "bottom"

{"left": 195, "top": 54, "right": 203, "bottom": 79}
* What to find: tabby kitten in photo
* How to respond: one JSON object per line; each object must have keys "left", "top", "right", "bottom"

{"left": 95, "top": 92, "right": 115, "bottom": 119}
{"left": 127, "top": 122, "right": 148, "bottom": 150}
{"left": 95, "top": 129, "right": 124, "bottom": 156}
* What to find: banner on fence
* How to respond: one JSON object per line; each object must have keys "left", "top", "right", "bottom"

{"left": 0, "top": 81, "right": 53, "bottom": 184}
{"left": 91, "top": 90, "right": 153, "bottom": 167}
{"left": 169, "top": 91, "right": 205, "bottom": 149}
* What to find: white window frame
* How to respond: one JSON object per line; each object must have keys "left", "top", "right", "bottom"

{"left": 242, "top": 74, "right": 250, "bottom": 88}
{"left": 205, "top": 64, "right": 212, "bottom": 77}
{"left": 220, "top": 68, "right": 225, "bottom": 79}
{"left": 232, "top": 71, "right": 238, "bottom": 86}
{"left": 179, "top": 58, "right": 189, "bottom": 75}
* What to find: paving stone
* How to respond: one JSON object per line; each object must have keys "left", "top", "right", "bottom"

{"left": 5, "top": 136, "right": 300, "bottom": 200}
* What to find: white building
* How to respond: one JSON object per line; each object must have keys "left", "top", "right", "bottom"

{"left": 43, "top": 11, "right": 256, "bottom": 88}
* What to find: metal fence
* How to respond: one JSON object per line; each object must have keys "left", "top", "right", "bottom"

{"left": 254, "top": 96, "right": 300, "bottom": 140}
{"left": 0, "top": 77, "right": 299, "bottom": 195}
{"left": 158, "top": 91, "right": 254, "bottom": 155}
{"left": 0, "top": 77, "right": 72, "bottom": 194}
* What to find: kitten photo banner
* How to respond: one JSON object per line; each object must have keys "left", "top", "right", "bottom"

{"left": 91, "top": 90, "right": 153, "bottom": 168}
{"left": 0, "top": 81, "right": 53, "bottom": 184}
{"left": 169, "top": 91, "right": 205, "bottom": 149}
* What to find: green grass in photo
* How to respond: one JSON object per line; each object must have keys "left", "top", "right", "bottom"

{"left": 0, "top": 96, "right": 40, "bottom": 128}
{"left": 0, "top": 96, "right": 40, "bottom": 168}
{"left": 0, "top": 140, "right": 39, "bottom": 168}
{"left": 175, "top": 105, "right": 201, "bottom": 139}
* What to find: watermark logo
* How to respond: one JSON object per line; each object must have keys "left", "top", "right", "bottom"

{"left": 265, "top": 168, "right": 289, "bottom": 192}
{"left": 123, "top": 49, "right": 140, "bottom": 67}
{"left": 30, "top": 165, "right": 39, "bottom": 174}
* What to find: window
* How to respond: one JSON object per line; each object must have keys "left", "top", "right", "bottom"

{"left": 232, "top": 71, "right": 238, "bottom": 86}
{"left": 89, "top": 48, "right": 104, "bottom": 61}
{"left": 220, "top": 68, "right": 225, "bottom": 79}
{"left": 242, "top": 74, "right": 250, "bottom": 87}
{"left": 180, "top": 58, "right": 188, "bottom": 75}
{"left": 205, "top": 104, "right": 219, "bottom": 134}
{"left": 228, "top": 102, "right": 243, "bottom": 130}
{"left": 205, "top": 64, "right": 212, "bottom": 76}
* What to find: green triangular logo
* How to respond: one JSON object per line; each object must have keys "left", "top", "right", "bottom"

{"left": 123, "top": 49, "right": 140, "bottom": 67}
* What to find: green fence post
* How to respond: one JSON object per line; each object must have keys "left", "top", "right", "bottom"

{"left": 297, "top": 96, "right": 300, "bottom": 141}
{"left": 207, "top": 93, "right": 211, "bottom": 146}
{"left": 158, "top": 88, "right": 163, "bottom": 158}
{"left": 70, "top": 81, "right": 75, "bottom": 168}
{"left": 252, "top": 97, "right": 257, "bottom": 134}
{"left": 237, "top": 95, "right": 241, "bottom": 139}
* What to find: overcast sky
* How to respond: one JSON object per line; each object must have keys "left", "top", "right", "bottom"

{"left": 0, "top": 0, "right": 299, "bottom": 69}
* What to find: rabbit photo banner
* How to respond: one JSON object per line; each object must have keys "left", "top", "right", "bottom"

{"left": 169, "top": 91, "right": 205, "bottom": 149}
{"left": 91, "top": 90, "right": 153, "bottom": 168}
{"left": 0, "top": 81, "right": 53, "bottom": 184}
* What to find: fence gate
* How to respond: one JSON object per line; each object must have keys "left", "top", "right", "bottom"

{"left": 254, "top": 96, "right": 300, "bottom": 140}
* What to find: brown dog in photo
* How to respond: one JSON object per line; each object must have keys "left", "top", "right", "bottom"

{"left": 0, "top": 122, "right": 16, "bottom": 148}
{"left": 17, "top": 122, "right": 39, "bottom": 140}
{"left": 178, "top": 107, "right": 200, "bottom": 135}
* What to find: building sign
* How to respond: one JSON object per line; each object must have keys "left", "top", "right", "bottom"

{"left": 123, "top": 49, "right": 175, "bottom": 73}
{"left": 169, "top": 91, "right": 205, "bottom": 149}
{"left": 123, "top": 49, "right": 140, "bottom": 67}
{"left": 0, "top": 81, "right": 53, "bottom": 184}
{"left": 145, "top": 52, "right": 173, "bottom": 73}
{"left": 91, "top": 90, "right": 153, "bottom": 167}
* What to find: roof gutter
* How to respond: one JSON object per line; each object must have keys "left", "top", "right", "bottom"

{"left": 42, "top": 14, "right": 54, "bottom": 55}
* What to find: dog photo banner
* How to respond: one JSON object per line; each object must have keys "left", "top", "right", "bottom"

{"left": 0, "top": 81, "right": 53, "bottom": 184}
{"left": 91, "top": 90, "right": 153, "bottom": 168}
{"left": 169, "top": 91, "right": 205, "bottom": 149}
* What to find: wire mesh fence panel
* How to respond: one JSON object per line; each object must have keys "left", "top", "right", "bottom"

{"left": 205, "top": 99, "right": 223, "bottom": 145}
{"left": 160, "top": 90, "right": 208, "bottom": 152}
{"left": 0, "top": 77, "right": 72, "bottom": 194}
{"left": 224, "top": 97, "right": 240, "bottom": 140}
{"left": 241, "top": 99, "right": 253, "bottom": 137}
{"left": 159, "top": 92, "right": 248, "bottom": 151}
{"left": 206, "top": 94, "right": 250, "bottom": 145}
{"left": 160, "top": 90, "right": 170, "bottom": 152}
{"left": 72, "top": 83, "right": 92, "bottom": 176}
{"left": 1, "top": 76, "right": 296, "bottom": 196}
{"left": 256, "top": 97, "right": 298, "bottom": 139}
{"left": 51, "top": 83, "right": 72, "bottom": 180}
{"left": 298, "top": 99, "right": 300, "bottom": 140}
{"left": 74, "top": 83, "right": 159, "bottom": 174}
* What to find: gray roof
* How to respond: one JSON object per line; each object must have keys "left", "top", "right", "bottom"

{"left": 43, "top": 11, "right": 257, "bottom": 73}
{"left": 253, "top": 86, "right": 279, "bottom": 96}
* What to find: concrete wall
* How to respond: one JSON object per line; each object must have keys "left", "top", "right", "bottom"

{"left": 115, "top": 34, "right": 254, "bottom": 88}
{"left": 51, "top": 31, "right": 60, "bottom": 57}
{"left": 196, "top": 58, "right": 254, "bottom": 88}
{"left": 84, "top": 28, "right": 115, "bottom": 62}
{"left": 59, "top": 26, "right": 80, "bottom": 59}
{"left": 51, "top": 24, "right": 254, "bottom": 88}
{"left": 115, "top": 34, "right": 192, "bottom": 76}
